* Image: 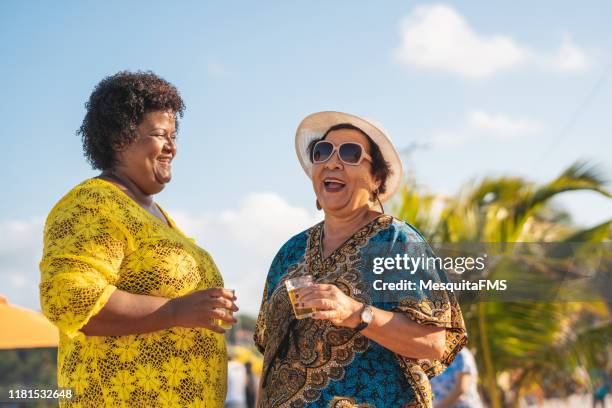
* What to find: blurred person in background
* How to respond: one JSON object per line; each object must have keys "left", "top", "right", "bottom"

{"left": 430, "top": 347, "right": 483, "bottom": 408}
{"left": 39, "top": 71, "right": 237, "bottom": 407}
{"left": 245, "top": 361, "right": 257, "bottom": 408}
{"left": 592, "top": 372, "right": 610, "bottom": 408}
{"left": 226, "top": 352, "right": 247, "bottom": 408}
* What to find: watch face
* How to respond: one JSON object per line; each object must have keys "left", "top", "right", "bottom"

{"left": 362, "top": 306, "right": 373, "bottom": 324}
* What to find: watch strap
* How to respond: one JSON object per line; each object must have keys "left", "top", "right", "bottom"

{"left": 355, "top": 320, "right": 369, "bottom": 332}
{"left": 355, "top": 304, "right": 371, "bottom": 332}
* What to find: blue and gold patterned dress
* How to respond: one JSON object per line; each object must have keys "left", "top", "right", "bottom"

{"left": 254, "top": 215, "right": 467, "bottom": 408}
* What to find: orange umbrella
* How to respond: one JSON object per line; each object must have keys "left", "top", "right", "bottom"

{"left": 0, "top": 294, "right": 58, "bottom": 349}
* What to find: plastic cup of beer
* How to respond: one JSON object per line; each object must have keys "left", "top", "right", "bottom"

{"left": 214, "top": 289, "right": 235, "bottom": 330}
{"left": 285, "top": 275, "right": 315, "bottom": 319}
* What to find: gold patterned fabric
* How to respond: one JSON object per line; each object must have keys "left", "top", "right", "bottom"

{"left": 39, "top": 178, "right": 227, "bottom": 407}
{"left": 255, "top": 215, "right": 467, "bottom": 408}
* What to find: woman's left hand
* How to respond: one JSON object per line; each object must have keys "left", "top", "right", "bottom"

{"left": 296, "top": 284, "right": 363, "bottom": 328}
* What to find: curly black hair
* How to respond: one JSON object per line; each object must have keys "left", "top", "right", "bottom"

{"left": 307, "top": 123, "right": 392, "bottom": 195}
{"left": 78, "top": 71, "right": 186, "bottom": 170}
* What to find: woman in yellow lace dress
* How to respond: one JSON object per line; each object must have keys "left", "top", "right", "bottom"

{"left": 39, "top": 71, "right": 237, "bottom": 407}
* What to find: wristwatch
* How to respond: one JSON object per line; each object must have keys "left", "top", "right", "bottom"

{"left": 354, "top": 304, "right": 373, "bottom": 332}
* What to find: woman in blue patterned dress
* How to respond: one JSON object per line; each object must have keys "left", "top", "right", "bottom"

{"left": 255, "top": 112, "right": 467, "bottom": 408}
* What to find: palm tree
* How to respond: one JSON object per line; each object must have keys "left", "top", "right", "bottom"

{"left": 394, "top": 161, "right": 611, "bottom": 408}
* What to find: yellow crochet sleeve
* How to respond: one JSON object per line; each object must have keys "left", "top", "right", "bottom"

{"left": 39, "top": 185, "right": 128, "bottom": 339}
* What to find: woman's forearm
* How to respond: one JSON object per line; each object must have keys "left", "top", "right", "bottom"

{"left": 80, "top": 287, "right": 237, "bottom": 337}
{"left": 360, "top": 307, "right": 446, "bottom": 360}
{"left": 299, "top": 284, "right": 447, "bottom": 359}
{"left": 80, "top": 289, "right": 176, "bottom": 336}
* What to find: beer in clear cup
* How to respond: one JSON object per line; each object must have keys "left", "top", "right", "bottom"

{"left": 285, "top": 275, "right": 315, "bottom": 319}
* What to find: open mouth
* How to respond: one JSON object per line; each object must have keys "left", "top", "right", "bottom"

{"left": 323, "top": 178, "right": 346, "bottom": 192}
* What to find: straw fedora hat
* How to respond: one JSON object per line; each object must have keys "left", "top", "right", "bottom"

{"left": 295, "top": 111, "right": 403, "bottom": 203}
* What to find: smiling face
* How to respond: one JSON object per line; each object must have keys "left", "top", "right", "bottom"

{"left": 311, "top": 128, "right": 380, "bottom": 217}
{"left": 114, "top": 110, "right": 177, "bottom": 195}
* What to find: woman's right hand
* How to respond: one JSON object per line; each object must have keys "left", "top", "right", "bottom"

{"left": 171, "top": 288, "right": 238, "bottom": 333}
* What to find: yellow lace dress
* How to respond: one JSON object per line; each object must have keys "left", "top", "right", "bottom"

{"left": 39, "top": 178, "right": 227, "bottom": 407}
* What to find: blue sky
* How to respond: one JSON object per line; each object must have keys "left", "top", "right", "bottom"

{"left": 1, "top": 1, "right": 610, "bottom": 314}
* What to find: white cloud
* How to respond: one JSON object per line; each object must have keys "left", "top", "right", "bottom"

{"left": 218, "top": 193, "right": 320, "bottom": 254}
{"left": 395, "top": 4, "right": 526, "bottom": 78}
{"left": 8, "top": 273, "right": 27, "bottom": 289}
{"left": 541, "top": 34, "right": 591, "bottom": 73}
{"left": 0, "top": 218, "right": 44, "bottom": 310}
{"left": 0, "top": 193, "right": 320, "bottom": 316}
{"left": 467, "top": 110, "right": 543, "bottom": 137}
{"left": 431, "top": 110, "right": 543, "bottom": 147}
{"left": 394, "top": 4, "right": 592, "bottom": 78}
{"left": 430, "top": 130, "right": 467, "bottom": 147}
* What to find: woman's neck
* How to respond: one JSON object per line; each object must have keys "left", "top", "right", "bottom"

{"left": 323, "top": 205, "right": 380, "bottom": 243}
{"left": 101, "top": 169, "right": 154, "bottom": 208}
